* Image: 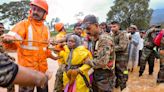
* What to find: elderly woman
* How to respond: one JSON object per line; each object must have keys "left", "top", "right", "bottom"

{"left": 59, "top": 34, "right": 92, "bottom": 92}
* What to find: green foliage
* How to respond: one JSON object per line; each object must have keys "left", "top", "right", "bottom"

{"left": 107, "top": 0, "right": 153, "bottom": 29}
{"left": 50, "top": 31, "right": 57, "bottom": 37}
{"left": 0, "top": 1, "right": 30, "bottom": 25}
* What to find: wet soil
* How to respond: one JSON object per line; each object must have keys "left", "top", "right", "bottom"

{"left": 0, "top": 53, "right": 163, "bottom": 92}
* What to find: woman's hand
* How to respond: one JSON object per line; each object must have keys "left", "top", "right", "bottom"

{"left": 67, "top": 69, "right": 80, "bottom": 85}
{"left": 66, "top": 69, "right": 72, "bottom": 80}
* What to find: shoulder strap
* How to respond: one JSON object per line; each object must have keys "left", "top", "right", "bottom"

{"left": 79, "top": 72, "right": 93, "bottom": 92}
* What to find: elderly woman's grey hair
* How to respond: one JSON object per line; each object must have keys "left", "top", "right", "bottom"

{"left": 66, "top": 34, "right": 82, "bottom": 48}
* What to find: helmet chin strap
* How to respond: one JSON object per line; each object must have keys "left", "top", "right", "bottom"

{"left": 42, "top": 13, "right": 47, "bottom": 20}
{"left": 39, "top": 11, "right": 47, "bottom": 21}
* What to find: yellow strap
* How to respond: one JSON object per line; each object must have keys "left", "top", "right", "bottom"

{"left": 123, "top": 70, "right": 128, "bottom": 75}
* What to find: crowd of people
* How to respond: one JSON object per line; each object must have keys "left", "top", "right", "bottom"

{"left": 0, "top": 0, "right": 164, "bottom": 92}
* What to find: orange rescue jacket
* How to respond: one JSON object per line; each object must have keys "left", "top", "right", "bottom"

{"left": 5, "top": 16, "right": 51, "bottom": 73}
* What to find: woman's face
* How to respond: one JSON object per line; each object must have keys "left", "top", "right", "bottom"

{"left": 67, "top": 36, "right": 76, "bottom": 49}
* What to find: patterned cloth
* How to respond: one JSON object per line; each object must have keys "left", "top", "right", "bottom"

{"left": 89, "top": 33, "right": 115, "bottom": 92}
{"left": 139, "top": 29, "right": 157, "bottom": 75}
{"left": 0, "top": 51, "right": 18, "bottom": 87}
{"left": 139, "top": 47, "right": 155, "bottom": 75}
{"left": 90, "top": 33, "right": 115, "bottom": 70}
{"left": 112, "top": 31, "right": 129, "bottom": 90}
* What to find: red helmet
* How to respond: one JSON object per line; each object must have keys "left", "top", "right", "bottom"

{"left": 30, "top": 0, "right": 48, "bottom": 14}
{"left": 54, "top": 23, "right": 64, "bottom": 32}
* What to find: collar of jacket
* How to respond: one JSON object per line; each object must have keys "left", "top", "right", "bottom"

{"left": 113, "top": 30, "right": 121, "bottom": 36}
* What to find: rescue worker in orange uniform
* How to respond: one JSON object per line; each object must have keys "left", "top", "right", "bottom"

{"left": 53, "top": 23, "right": 67, "bottom": 92}
{"left": 0, "top": 22, "right": 48, "bottom": 91}
{"left": 54, "top": 23, "right": 67, "bottom": 41}
{"left": 2, "top": 0, "right": 58, "bottom": 92}
{"left": 53, "top": 23, "right": 67, "bottom": 52}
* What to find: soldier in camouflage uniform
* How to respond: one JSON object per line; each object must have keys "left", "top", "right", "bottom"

{"left": 110, "top": 21, "right": 129, "bottom": 91}
{"left": 0, "top": 22, "right": 15, "bottom": 92}
{"left": 83, "top": 15, "right": 115, "bottom": 92}
{"left": 0, "top": 43, "right": 18, "bottom": 88}
{"left": 139, "top": 25, "right": 160, "bottom": 76}
{"left": 157, "top": 29, "right": 164, "bottom": 83}
{"left": 0, "top": 23, "right": 4, "bottom": 36}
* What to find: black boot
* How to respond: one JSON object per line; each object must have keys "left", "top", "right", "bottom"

{"left": 149, "top": 72, "right": 153, "bottom": 75}
{"left": 120, "top": 85, "right": 126, "bottom": 91}
{"left": 139, "top": 72, "right": 142, "bottom": 77}
{"left": 115, "top": 83, "right": 119, "bottom": 88}
{"left": 131, "top": 68, "right": 133, "bottom": 72}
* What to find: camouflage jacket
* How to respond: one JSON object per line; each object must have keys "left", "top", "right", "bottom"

{"left": 0, "top": 49, "right": 18, "bottom": 87}
{"left": 0, "top": 44, "right": 3, "bottom": 52}
{"left": 89, "top": 33, "right": 115, "bottom": 70}
{"left": 0, "top": 37, "right": 4, "bottom": 52}
{"left": 144, "top": 29, "right": 156, "bottom": 48}
{"left": 0, "top": 38, "right": 18, "bottom": 87}
{"left": 112, "top": 31, "right": 129, "bottom": 61}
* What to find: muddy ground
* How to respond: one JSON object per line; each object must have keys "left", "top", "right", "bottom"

{"left": 0, "top": 53, "right": 164, "bottom": 92}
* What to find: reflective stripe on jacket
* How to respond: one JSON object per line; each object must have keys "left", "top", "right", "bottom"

{"left": 5, "top": 17, "right": 50, "bottom": 73}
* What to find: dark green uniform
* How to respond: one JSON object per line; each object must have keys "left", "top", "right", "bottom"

{"left": 0, "top": 45, "right": 18, "bottom": 87}
{"left": 54, "top": 64, "right": 65, "bottom": 92}
{"left": 0, "top": 24, "right": 16, "bottom": 91}
{"left": 87, "top": 33, "right": 115, "bottom": 92}
{"left": 139, "top": 29, "right": 159, "bottom": 76}
{"left": 112, "top": 31, "right": 129, "bottom": 90}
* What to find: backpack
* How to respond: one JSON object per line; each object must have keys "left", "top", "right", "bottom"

{"left": 153, "top": 30, "right": 164, "bottom": 46}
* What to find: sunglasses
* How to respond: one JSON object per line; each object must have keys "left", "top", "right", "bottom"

{"left": 85, "top": 23, "right": 94, "bottom": 30}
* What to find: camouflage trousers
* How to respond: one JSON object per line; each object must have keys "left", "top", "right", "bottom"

{"left": 157, "top": 53, "right": 164, "bottom": 83}
{"left": 54, "top": 64, "right": 65, "bottom": 92}
{"left": 138, "top": 50, "right": 142, "bottom": 66}
{"left": 92, "top": 69, "right": 115, "bottom": 92}
{"left": 139, "top": 47, "right": 156, "bottom": 74}
{"left": 115, "top": 60, "right": 128, "bottom": 91}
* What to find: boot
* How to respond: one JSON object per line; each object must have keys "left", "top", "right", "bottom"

{"left": 149, "top": 72, "right": 153, "bottom": 75}
{"left": 139, "top": 73, "right": 143, "bottom": 77}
